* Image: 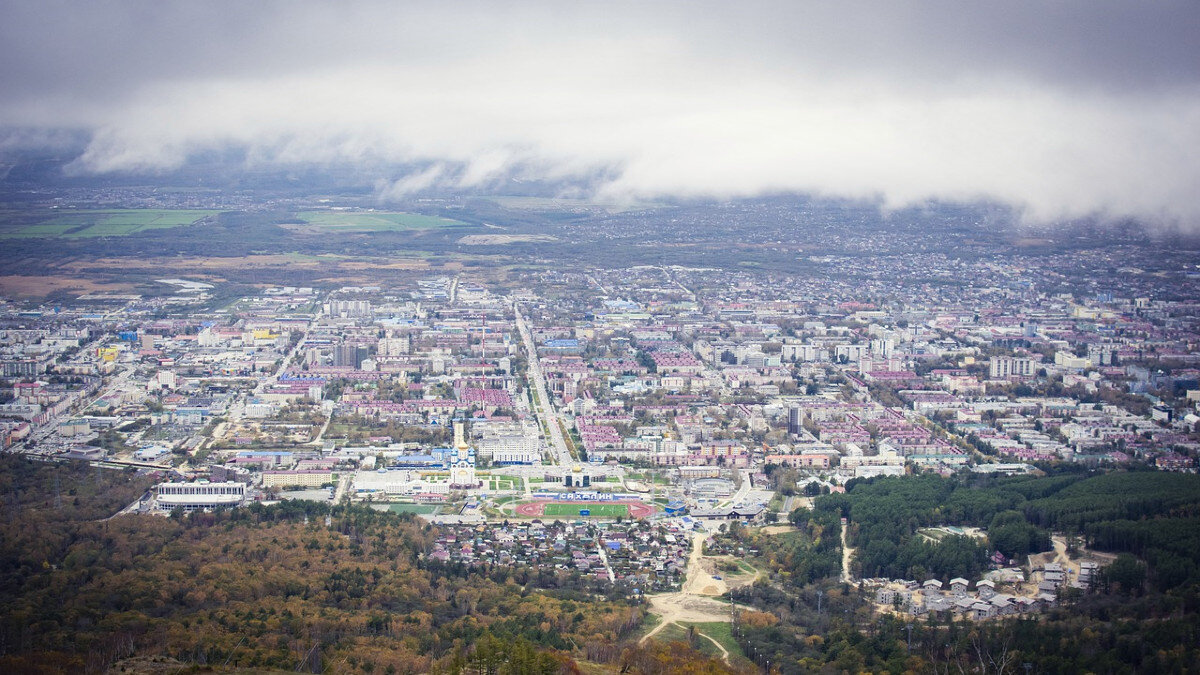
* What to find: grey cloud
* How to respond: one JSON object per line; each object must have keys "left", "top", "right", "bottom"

{"left": 377, "top": 164, "right": 448, "bottom": 200}
{"left": 2, "top": 1, "right": 1198, "bottom": 225}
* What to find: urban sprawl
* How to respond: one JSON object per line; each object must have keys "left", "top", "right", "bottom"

{"left": 2, "top": 261, "right": 1198, "bottom": 622}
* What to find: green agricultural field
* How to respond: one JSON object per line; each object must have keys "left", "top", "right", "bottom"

{"left": 295, "top": 210, "right": 466, "bottom": 232}
{"left": 542, "top": 502, "right": 629, "bottom": 518}
{"left": 0, "top": 209, "right": 219, "bottom": 239}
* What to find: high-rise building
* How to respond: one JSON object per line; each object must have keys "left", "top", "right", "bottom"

{"left": 332, "top": 344, "right": 370, "bottom": 369}
{"left": 788, "top": 406, "right": 803, "bottom": 436}
{"left": 326, "top": 300, "right": 372, "bottom": 318}
{"left": 333, "top": 344, "right": 357, "bottom": 368}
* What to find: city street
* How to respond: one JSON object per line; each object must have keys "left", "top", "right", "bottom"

{"left": 514, "top": 302, "right": 574, "bottom": 468}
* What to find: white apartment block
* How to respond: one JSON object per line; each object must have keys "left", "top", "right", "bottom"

{"left": 155, "top": 481, "right": 246, "bottom": 512}
{"left": 782, "top": 344, "right": 822, "bottom": 362}
{"left": 261, "top": 470, "right": 333, "bottom": 488}
{"left": 476, "top": 434, "right": 541, "bottom": 464}
{"left": 989, "top": 356, "right": 1035, "bottom": 378}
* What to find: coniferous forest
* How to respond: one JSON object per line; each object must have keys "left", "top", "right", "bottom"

{"left": 719, "top": 469, "right": 1200, "bottom": 673}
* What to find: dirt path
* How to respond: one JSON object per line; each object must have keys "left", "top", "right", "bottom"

{"left": 1032, "top": 535, "right": 1075, "bottom": 571}
{"left": 641, "top": 594, "right": 731, "bottom": 641}
{"left": 1019, "top": 534, "right": 1118, "bottom": 596}
{"left": 682, "top": 532, "right": 727, "bottom": 596}
{"left": 1051, "top": 535, "right": 1069, "bottom": 565}
{"left": 841, "top": 518, "right": 855, "bottom": 584}
{"left": 641, "top": 532, "right": 735, "bottom": 662}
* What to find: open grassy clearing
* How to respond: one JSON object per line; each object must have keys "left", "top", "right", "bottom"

{"left": 486, "top": 477, "right": 523, "bottom": 491}
{"left": 917, "top": 525, "right": 988, "bottom": 543}
{"left": 651, "top": 623, "right": 724, "bottom": 658}
{"left": 631, "top": 613, "right": 663, "bottom": 642}
{"left": 295, "top": 210, "right": 466, "bottom": 231}
{"left": 679, "top": 622, "right": 744, "bottom": 660}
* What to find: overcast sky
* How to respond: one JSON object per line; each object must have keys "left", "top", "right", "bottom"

{"left": 1, "top": 1, "right": 1197, "bottom": 224}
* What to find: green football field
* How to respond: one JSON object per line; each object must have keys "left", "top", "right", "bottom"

{"left": 387, "top": 503, "right": 441, "bottom": 515}
{"left": 541, "top": 502, "right": 629, "bottom": 517}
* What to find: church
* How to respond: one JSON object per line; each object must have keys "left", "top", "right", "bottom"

{"left": 449, "top": 421, "right": 478, "bottom": 489}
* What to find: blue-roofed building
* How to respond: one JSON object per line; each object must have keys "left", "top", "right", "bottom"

{"left": 543, "top": 338, "right": 583, "bottom": 354}
{"left": 279, "top": 374, "right": 327, "bottom": 383}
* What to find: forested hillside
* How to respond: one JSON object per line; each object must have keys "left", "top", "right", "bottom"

{"left": 714, "top": 469, "right": 1200, "bottom": 672}
{"left": 810, "top": 469, "right": 1200, "bottom": 589}
{"left": 0, "top": 455, "right": 158, "bottom": 606}
{"left": 0, "top": 456, "right": 733, "bottom": 674}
